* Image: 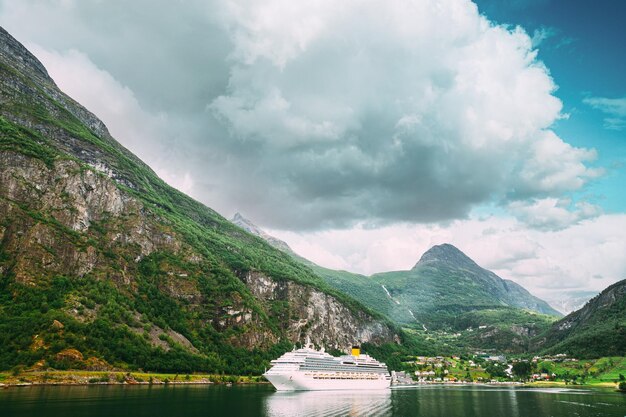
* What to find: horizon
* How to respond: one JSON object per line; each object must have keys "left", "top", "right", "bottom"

{"left": 1, "top": 0, "right": 624, "bottom": 304}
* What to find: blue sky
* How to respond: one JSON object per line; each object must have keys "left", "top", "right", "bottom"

{"left": 474, "top": 0, "right": 626, "bottom": 213}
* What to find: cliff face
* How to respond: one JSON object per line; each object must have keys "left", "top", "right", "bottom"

{"left": 0, "top": 26, "right": 398, "bottom": 373}
{"left": 242, "top": 271, "right": 398, "bottom": 348}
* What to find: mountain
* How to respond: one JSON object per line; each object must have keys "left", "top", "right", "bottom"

{"left": 0, "top": 27, "right": 400, "bottom": 374}
{"left": 229, "top": 216, "right": 560, "bottom": 352}
{"left": 370, "top": 244, "right": 560, "bottom": 352}
{"left": 373, "top": 244, "right": 560, "bottom": 321}
{"left": 407, "top": 244, "right": 560, "bottom": 316}
{"left": 534, "top": 279, "right": 626, "bottom": 357}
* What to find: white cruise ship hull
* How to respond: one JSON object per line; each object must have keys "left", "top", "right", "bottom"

{"left": 264, "top": 372, "right": 390, "bottom": 391}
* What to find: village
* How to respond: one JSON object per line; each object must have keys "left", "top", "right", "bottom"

{"left": 390, "top": 353, "right": 605, "bottom": 385}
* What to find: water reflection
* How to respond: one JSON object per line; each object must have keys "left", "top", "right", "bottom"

{"left": 2, "top": 385, "right": 625, "bottom": 417}
{"left": 264, "top": 389, "right": 392, "bottom": 417}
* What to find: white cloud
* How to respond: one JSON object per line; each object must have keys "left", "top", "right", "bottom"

{"left": 583, "top": 96, "right": 626, "bottom": 130}
{"left": 1, "top": 0, "right": 602, "bottom": 230}
{"left": 531, "top": 26, "right": 556, "bottom": 47}
{"left": 208, "top": 0, "right": 600, "bottom": 228}
{"left": 517, "top": 131, "right": 602, "bottom": 195}
{"left": 508, "top": 197, "right": 602, "bottom": 231}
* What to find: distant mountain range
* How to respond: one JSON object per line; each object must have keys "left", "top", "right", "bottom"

{"left": 231, "top": 213, "right": 566, "bottom": 352}
{"left": 233, "top": 213, "right": 626, "bottom": 357}
{"left": 374, "top": 243, "right": 561, "bottom": 320}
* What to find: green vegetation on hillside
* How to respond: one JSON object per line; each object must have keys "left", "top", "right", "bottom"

{"left": 536, "top": 280, "right": 626, "bottom": 358}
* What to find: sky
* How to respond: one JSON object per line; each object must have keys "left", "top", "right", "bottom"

{"left": 0, "top": 0, "right": 624, "bottom": 307}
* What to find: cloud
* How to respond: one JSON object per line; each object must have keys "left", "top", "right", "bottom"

{"left": 583, "top": 96, "right": 626, "bottom": 130}
{"left": 508, "top": 197, "right": 602, "bottom": 231}
{"left": 531, "top": 26, "right": 556, "bottom": 47}
{"left": 0, "top": 0, "right": 601, "bottom": 230}
{"left": 530, "top": 26, "right": 575, "bottom": 51}
{"left": 207, "top": 0, "right": 600, "bottom": 229}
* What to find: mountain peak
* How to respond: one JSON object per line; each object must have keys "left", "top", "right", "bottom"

{"left": 0, "top": 26, "right": 52, "bottom": 85}
{"left": 413, "top": 243, "right": 479, "bottom": 270}
{"left": 230, "top": 212, "right": 294, "bottom": 254}
{"left": 231, "top": 212, "right": 260, "bottom": 233}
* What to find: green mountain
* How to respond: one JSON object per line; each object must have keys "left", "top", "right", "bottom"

{"left": 0, "top": 27, "right": 401, "bottom": 374}
{"left": 372, "top": 244, "right": 561, "bottom": 352}
{"left": 372, "top": 244, "right": 561, "bottom": 328}
{"left": 534, "top": 279, "right": 626, "bottom": 358}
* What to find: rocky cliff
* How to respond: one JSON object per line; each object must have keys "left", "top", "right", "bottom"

{"left": 0, "top": 26, "right": 398, "bottom": 373}
{"left": 241, "top": 271, "right": 397, "bottom": 348}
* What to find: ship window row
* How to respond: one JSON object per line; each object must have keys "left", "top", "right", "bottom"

{"left": 302, "top": 363, "right": 384, "bottom": 369}
{"left": 304, "top": 361, "right": 383, "bottom": 369}
{"left": 303, "top": 358, "right": 382, "bottom": 365}
{"left": 301, "top": 365, "right": 386, "bottom": 371}
{"left": 310, "top": 375, "right": 381, "bottom": 380}
{"left": 300, "top": 368, "right": 379, "bottom": 373}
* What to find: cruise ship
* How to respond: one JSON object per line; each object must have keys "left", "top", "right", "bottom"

{"left": 263, "top": 346, "right": 391, "bottom": 391}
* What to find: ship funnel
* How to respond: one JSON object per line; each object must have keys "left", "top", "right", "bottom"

{"left": 351, "top": 345, "right": 360, "bottom": 357}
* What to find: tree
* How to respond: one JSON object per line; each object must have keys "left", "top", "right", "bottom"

{"left": 485, "top": 362, "right": 507, "bottom": 379}
{"left": 512, "top": 362, "right": 532, "bottom": 381}
{"left": 619, "top": 373, "right": 625, "bottom": 381}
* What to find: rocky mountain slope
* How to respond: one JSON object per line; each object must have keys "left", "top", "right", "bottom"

{"left": 534, "top": 279, "right": 626, "bottom": 357}
{"left": 0, "top": 26, "right": 400, "bottom": 374}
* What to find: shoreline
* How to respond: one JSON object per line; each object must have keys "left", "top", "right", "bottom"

{"left": 1, "top": 371, "right": 620, "bottom": 390}
{"left": 523, "top": 380, "right": 619, "bottom": 389}
{"left": 394, "top": 381, "right": 618, "bottom": 389}
{"left": 0, "top": 370, "right": 269, "bottom": 388}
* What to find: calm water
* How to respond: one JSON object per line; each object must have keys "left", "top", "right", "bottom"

{"left": 1, "top": 384, "right": 625, "bottom": 417}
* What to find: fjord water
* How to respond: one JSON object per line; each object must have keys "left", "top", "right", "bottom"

{"left": 1, "top": 385, "right": 625, "bottom": 417}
